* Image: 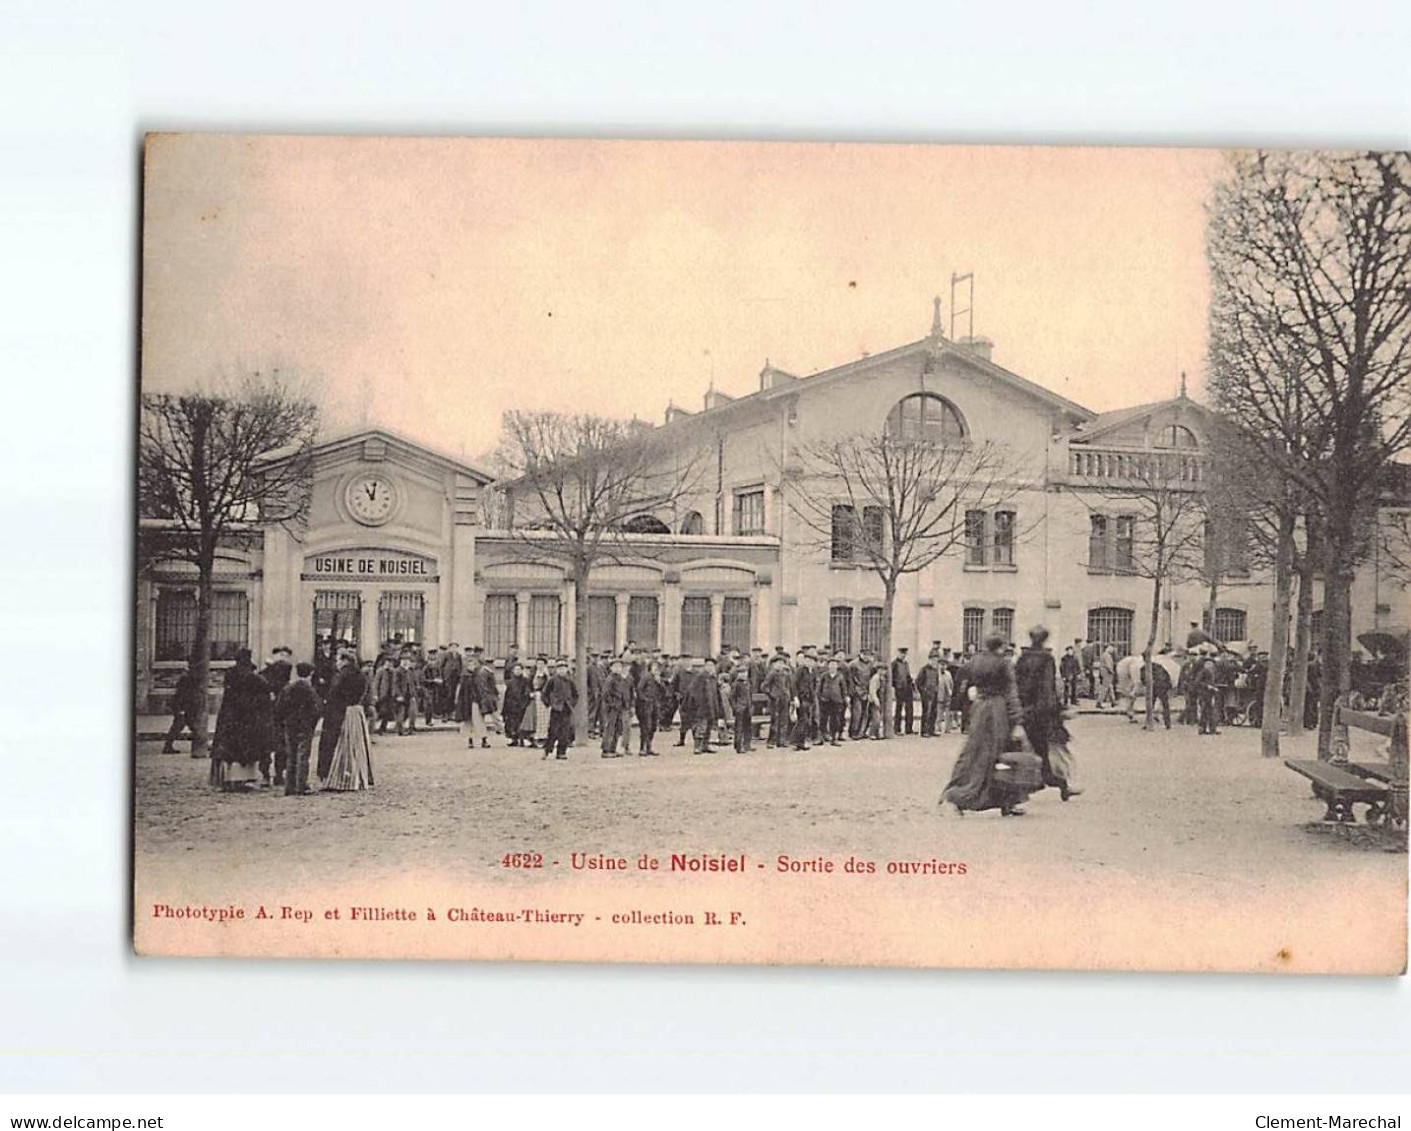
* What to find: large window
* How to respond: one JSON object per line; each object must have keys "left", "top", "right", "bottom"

{"left": 885, "top": 393, "right": 966, "bottom": 445}
{"left": 681, "top": 596, "right": 712, "bottom": 658}
{"left": 831, "top": 504, "right": 857, "bottom": 562}
{"left": 965, "top": 510, "right": 988, "bottom": 566}
{"left": 993, "top": 510, "right": 1015, "bottom": 567}
{"left": 859, "top": 606, "right": 885, "bottom": 655}
{"left": 1087, "top": 607, "right": 1134, "bottom": 657}
{"left": 991, "top": 606, "right": 1015, "bottom": 645}
{"left": 1114, "top": 514, "right": 1135, "bottom": 573}
{"left": 1213, "top": 607, "right": 1247, "bottom": 644}
{"left": 861, "top": 505, "right": 885, "bottom": 557}
{"left": 313, "top": 590, "right": 360, "bottom": 654}
{"left": 585, "top": 595, "right": 617, "bottom": 654}
{"left": 378, "top": 591, "right": 425, "bottom": 646}
{"left": 1157, "top": 424, "right": 1199, "bottom": 449}
{"left": 829, "top": 605, "right": 854, "bottom": 654}
{"left": 721, "top": 597, "right": 752, "bottom": 652}
{"left": 1088, "top": 515, "right": 1109, "bottom": 571}
{"left": 626, "top": 596, "right": 659, "bottom": 649}
{"left": 962, "top": 608, "right": 985, "bottom": 652}
{"left": 733, "top": 489, "right": 765, "bottom": 536}
{"left": 527, "top": 595, "right": 561, "bottom": 658}
{"left": 483, "top": 594, "right": 518, "bottom": 660}
{"left": 155, "top": 588, "right": 249, "bottom": 662}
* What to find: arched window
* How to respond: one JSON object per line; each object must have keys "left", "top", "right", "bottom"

{"left": 885, "top": 393, "right": 966, "bottom": 444}
{"left": 624, "top": 514, "right": 671, "bottom": 534}
{"left": 1156, "top": 424, "right": 1199, "bottom": 449}
{"left": 680, "top": 511, "right": 705, "bottom": 535}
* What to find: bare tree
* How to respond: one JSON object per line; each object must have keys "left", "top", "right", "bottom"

{"left": 1071, "top": 451, "right": 1207, "bottom": 731}
{"left": 138, "top": 371, "right": 318, "bottom": 755}
{"left": 493, "top": 411, "right": 702, "bottom": 739}
{"left": 1207, "top": 149, "right": 1411, "bottom": 759}
{"left": 787, "top": 429, "right": 1032, "bottom": 736}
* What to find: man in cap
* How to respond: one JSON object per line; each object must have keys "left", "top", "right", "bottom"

{"left": 891, "top": 647, "right": 915, "bottom": 735}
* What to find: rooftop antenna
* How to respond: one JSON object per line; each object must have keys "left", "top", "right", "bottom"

{"left": 950, "top": 272, "right": 974, "bottom": 341}
{"left": 1179, "top": 371, "right": 1188, "bottom": 399}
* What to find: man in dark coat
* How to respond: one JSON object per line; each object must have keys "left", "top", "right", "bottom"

{"left": 917, "top": 654, "right": 942, "bottom": 737}
{"left": 258, "top": 646, "right": 294, "bottom": 784}
{"left": 599, "top": 659, "right": 631, "bottom": 758}
{"left": 276, "top": 662, "right": 323, "bottom": 795}
{"left": 817, "top": 657, "right": 847, "bottom": 746}
{"left": 1059, "top": 645, "right": 1081, "bottom": 707}
{"left": 635, "top": 661, "right": 666, "bottom": 756}
{"left": 791, "top": 651, "right": 816, "bottom": 751}
{"left": 682, "top": 660, "right": 717, "bottom": 755}
{"left": 891, "top": 648, "right": 915, "bottom": 735}
{"left": 1143, "top": 654, "right": 1173, "bottom": 729}
{"left": 438, "top": 644, "right": 463, "bottom": 720}
{"left": 542, "top": 660, "right": 578, "bottom": 760}
{"left": 762, "top": 654, "right": 793, "bottom": 748}
{"left": 163, "top": 656, "right": 205, "bottom": 754}
{"left": 730, "top": 670, "right": 755, "bottom": 752}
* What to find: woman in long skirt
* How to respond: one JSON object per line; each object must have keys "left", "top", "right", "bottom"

{"left": 210, "top": 648, "right": 270, "bottom": 790}
{"left": 325, "top": 702, "right": 374, "bottom": 791}
{"left": 530, "top": 657, "right": 550, "bottom": 744}
{"left": 940, "top": 635, "right": 1035, "bottom": 817}
{"left": 317, "top": 650, "right": 371, "bottom": 788}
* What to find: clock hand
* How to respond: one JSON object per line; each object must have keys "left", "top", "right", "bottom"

{"left": 366, "top": 483, "right": 377, "bottom": 500}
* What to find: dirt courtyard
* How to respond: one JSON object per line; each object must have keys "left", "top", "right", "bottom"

{"left": 132, "top": 715, "right": 1408, "bottom": 971}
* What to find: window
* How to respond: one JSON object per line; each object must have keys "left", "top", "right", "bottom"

{"left": 527, "top": 595, "right": 561, "bottom": 657}
{"left": 829, "top": 605, "right": 854, "bottom": 654}
{"left": 1087, "top": 607, "right": 1134, "bottom": 657}
{"left": 860, "top": 606, "right": 885, "bottom": 654}
{"left": 624, "top": 514, "right": 670, "bottom": 534}
{"left": 831, "top": 504, "right": 856, "bottom": 562}
{"left": 962, "top": 608, "right": 985, "bottom": 652}
{"left": 1213, "top": 607, "right": 1247, "bottom": 644}
{"left": 885, "top": 393, "right": 966, "bottom": 444}
{"left": 586, "top": 595, "right": 617, "bottom": 654}
{"left": 313, "top": 590, "right": 360, "bottom": 653}
{"left": 721, "top": 597, "right": 752, "bottom": 652}
{"left": 862, "top": 505, "right": 885, "bottom": 557}
{"left": 993, "top": 510, "right": 1015, "bottom": 567}
{"left": 991, "top": 607, "right": 1015, "bottom": 644}
{"left": 378, "top": 591, "right": 425, "bottom": 647}
{"left": 483, "top": 594, "right": 518, "bottom": 660}
{"left": 155, "top": 588, "right": 197, "bottom": 662}
{"left": 1088, "top": 515, "right": 1109, "bottom": 571}
{"left": 1114, "top": 514, "right": 1135, "bottom": 573}
{"left": 627, "top": 596, "right": 659, "bottom": 649}
{"left": 1309, "top": 609, "right": 1324, "bottom": 642}
{"left": 680, "top": 511, "right": 705, "bottom": 535}
{"left": 733, "top": 489, "right": 765, "bottom": 536}
{"left": 1157, "top": 424, "right": 1199, "bottom": 449}
{"left": 965, "top": 510, "right": 988, "bottom": 566}
{"left": 680, "top": 596, "right": 712, "bottom": 658}
{"left": 156, "top": 588, "right": 250, "bottom": 662}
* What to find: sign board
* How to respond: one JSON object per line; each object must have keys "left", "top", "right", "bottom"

{"left": 301, "top": 549, "right": 439, "bottom": 583}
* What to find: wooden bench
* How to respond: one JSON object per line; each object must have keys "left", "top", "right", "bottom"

{"left": 1284, "top": 759, "right": 1391, "bottom": 824}
{"left": 1348, "top": 762, "right": 1393, "bottom": 784}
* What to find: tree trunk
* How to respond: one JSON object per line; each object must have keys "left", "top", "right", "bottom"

{"left": 1143, "top": 574, "right": 1161, "bottom": 731}
{"left": 1204, "top": 575, "right": 1220, "bottom": 638}
{"left": 573, "top": 567, "right": 590, "bottom": 746}
{"left": 1260, "top": 509, "right": 1296, "bottom": 757}
{"left": 880, "top": 583, "right": 896, "bottom": 739}
{"left": 1285, "top": 546, "right": 1316, "bottom": 737}
{"left": 190, "top": 562, "right": 214, "bottom": 756}
{"left": 1316, "top": 527, "right": 1355, "bottom": 761}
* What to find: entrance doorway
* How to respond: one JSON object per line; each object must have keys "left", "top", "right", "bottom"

{"left": 378, "top": 591, "right": 426, "bottom": 648}
{"left": 314, "top": 590, "right": 361, "bottom": 656}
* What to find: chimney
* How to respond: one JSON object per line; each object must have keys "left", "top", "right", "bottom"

{"left": 958, "top": 335, "right": 994, "bottom": 363}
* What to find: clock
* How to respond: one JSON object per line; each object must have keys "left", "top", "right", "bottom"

{"left": 346, "top": 473, "right": 398, "bottom": 526}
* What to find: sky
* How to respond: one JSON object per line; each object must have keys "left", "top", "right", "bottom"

{"left": 141, "top": 136, "right": 1226, "bottom": 461}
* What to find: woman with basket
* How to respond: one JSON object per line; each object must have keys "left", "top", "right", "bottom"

{"left": 940, "top": 634, "right": 1041, "bottom": 817}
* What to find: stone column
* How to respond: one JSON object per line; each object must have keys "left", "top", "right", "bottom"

{"left": 709, "top": 593, "right": 724, "bottom": 657}
{"left": 615, "top": 592, "right": 630, "bottom": 652}
{"left": 516, "top": 590, "right": 532, "bottom": 653}
{"left": 663, "top": 577, "right": 683, "bottom": 653}
{"left": 562, "top": 580, "right": 576, "bottom": 655}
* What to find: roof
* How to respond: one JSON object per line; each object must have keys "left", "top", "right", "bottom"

{"left": 1070, "top": 395, "right": 1218, "bottom": 443}
{"left": 257, "top": 425, "right": 495, "bottom": 483}
{"left": 657, "top": 335, "right": 1097, "bottom": 435}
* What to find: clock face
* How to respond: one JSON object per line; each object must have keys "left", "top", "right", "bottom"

{"left": 346, "top": 474, "right": 398, "bottom": 526}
